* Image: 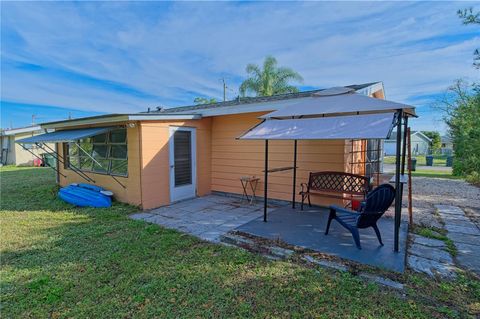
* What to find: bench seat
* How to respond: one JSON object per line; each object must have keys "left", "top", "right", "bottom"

{"left": 299, "top": 171, "right": 370, "bottom": 210}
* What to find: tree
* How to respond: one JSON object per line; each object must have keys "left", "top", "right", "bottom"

{"left": 239, "top": 56, "right": 303, "bottom": 97}
{"left": 422, "top": 131, "right": 441, "bottom": 152}
{"left": 457, "top": 8, "right": 480, "bottom": 69}
{"left": 438, "top": 80, "right": 480, "bottom": 179}
{"left": 194, "top": 97, "right": 217, "bottom": 105}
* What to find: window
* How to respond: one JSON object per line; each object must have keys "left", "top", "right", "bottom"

{"left": 65, "top": 128, "right": 128, "bottom": 177}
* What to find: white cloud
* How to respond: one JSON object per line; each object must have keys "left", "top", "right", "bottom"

{"left": 1, "top": 1, "right": 479, "bottom": 133}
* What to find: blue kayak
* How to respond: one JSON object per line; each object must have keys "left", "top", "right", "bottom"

{"left": 59, "top": 183, "right": 112, "bottom": 208}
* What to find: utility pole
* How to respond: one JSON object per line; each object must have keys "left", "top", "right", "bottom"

{"left": 31, "top": 114, "right": 36, "bottom": 126}
{"left": 68, "top": 112, "right": 72, "bottom": 120}
{"left": 222, "top": 78, "right": 227, "bottom": 101}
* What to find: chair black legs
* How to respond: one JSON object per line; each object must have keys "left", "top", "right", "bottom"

{"left": 325, "top": 208, "right": 335, "bottom": 235}
{"left": 350, "top": 227, "right": 362, "bottom": 249}
{"left": 372, "top": 224, "right": 384, "bottom": 246}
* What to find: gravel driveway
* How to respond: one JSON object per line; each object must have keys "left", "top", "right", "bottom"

{"left": 405, "top": 177, "right": 480, "bottom": 228}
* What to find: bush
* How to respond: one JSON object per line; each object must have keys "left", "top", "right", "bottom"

{"left": 466, "top": 171, "right": 480, "bottom": 186}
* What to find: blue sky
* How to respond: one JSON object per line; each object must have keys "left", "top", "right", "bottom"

{"left": 1, "top": 1, "right": 479, "bottom": 133}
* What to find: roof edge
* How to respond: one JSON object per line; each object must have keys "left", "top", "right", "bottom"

{"left": 2, "top": 125, "right": 42, "bottom": 136}
{"left": 40, "top": 113, "right": 202, "bottom": 129}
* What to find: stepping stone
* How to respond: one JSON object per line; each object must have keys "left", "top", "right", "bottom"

{"left": 407, "top": 255, "right": 457, "bottom": 279}
{"left": 455, "top": 242, "right": 480, "bottom": 275}
{"left": 359, "top": 273, "right": 404, "bottom": 290}
{"left": 435, "top": 204, "right": 480, "bottom": 276}
{"left": 444, "top": 224, "right": 479, "bottom": 236}
{"left": 435, "top": 205, "right": 465, "bottom": 216}
{"left": 409, "top": 242, "right": 453, "bottom": 264}
{"left": 446, "top": 232, "right": 480, "bottom": 246}
{"left": 303, "top": 255, "right": 348, "bottom": 272}
{"left": 410, "top": 234, "right": 446, "bottom": 248}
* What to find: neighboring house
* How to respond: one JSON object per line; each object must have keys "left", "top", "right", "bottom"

{"left": 0, "top": 125, "right": 55, "bottom": 166}
{"left": 384, "top": 131, "right": 431, "bottom": 156}
{"left": 22, "top": 82, "right": 396, "bottom": 210}
{"left": 440, "top": 136, "right": 453, "bottom": 155}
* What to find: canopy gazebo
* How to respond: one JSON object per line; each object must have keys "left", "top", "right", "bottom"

{"left": 238, "top": 87, "right": 416, "bottom": 253}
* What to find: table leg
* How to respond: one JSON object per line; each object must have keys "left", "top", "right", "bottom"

{"left": 241, "top": 180, "right": 250, "bottom": 203}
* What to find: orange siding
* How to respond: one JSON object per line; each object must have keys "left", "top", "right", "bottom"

{"left": 140, "top": 118, "right": 212, "bottom": 210}
{"left": 211, "top": 112, "right": 351, "bottom": 206}
{"left": 58, "top": 124, "right": 142, "bottom": 206}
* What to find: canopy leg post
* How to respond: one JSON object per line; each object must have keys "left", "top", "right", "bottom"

{"left": 401, "top": 117, "right": 409, "bottom": 225}
{"left": 292, "top": 140, "right": 297, "bottom": 209}
{"left": 394, "top": 110, "right": 403, "bottom": 252}
{"left": 264, "top": 140, "right": 269, "bottom": 222}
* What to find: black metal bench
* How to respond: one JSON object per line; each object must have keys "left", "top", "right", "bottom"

{"left": 299, "top": 171, "right": 370, "bottom": 210}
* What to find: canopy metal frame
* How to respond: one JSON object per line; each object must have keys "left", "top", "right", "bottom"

{"left": 260, "top": 109, "right": 409, "bottom": 253}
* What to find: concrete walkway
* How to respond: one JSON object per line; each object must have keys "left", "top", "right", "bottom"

{"left": 130, "top": 195, "right": 270, "bottom": 242}
{"left": 436, "top": 205, "right": 480, "bottom": 275}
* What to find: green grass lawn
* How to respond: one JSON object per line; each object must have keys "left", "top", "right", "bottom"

{"left": 411, "top": 169, "right": 463, "bottom": 180}
{"left": 384, "top": 155, "right": 448, "bottom": 166}
{"left": 1, "top": 166, "right": 479, "bottom": 318}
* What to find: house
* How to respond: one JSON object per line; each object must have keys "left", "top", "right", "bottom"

{"left": 383, "top": 130, "right": 431, "bottom": 156}
{"left": 19, "top": 82, "right": 393, "bottom": 210}
{"left": 440, "top": 136, "right": 453, "bottom": 154}
{"left": 0, "top": 125, "right": 55, "bottom": 166}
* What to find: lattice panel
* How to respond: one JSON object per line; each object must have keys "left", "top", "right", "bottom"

{"left": 309, "top": 172, "right": 369, "bottom": 195}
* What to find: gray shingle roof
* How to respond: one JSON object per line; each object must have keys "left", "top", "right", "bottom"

{"left": 149, "top": 82, "right": 380, "bottom": 114}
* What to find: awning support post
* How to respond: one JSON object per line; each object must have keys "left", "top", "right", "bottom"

{"left": 394, "top": 110, "right": 403, "bottom": 252}
{"left": 292, "top": 140, "right": 298, "bottom": 209}
{"left": 36, "top": 143, "right": 95, "bottom": 183}
{"left": 20, "top": 144, "right": 66, "bottom": 178}
{"left": 264, "top": 140, "right": 269, "bottom": 222}
{"left": 38, "top": 143, "right": 94, "bottom": 183}
{"left": 74, "top": 142, "right": 126, "bottom": 189}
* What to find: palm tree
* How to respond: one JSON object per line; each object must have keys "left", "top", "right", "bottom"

{"left": 239, "top": 56, "right": 303, "bottom": 97}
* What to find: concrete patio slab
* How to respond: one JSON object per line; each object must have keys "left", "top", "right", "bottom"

{"left": 130, "top": 194, "right": 279, "bottom": 242}
{"left": 235, "top": 206, "right": 408, "bottom": 272}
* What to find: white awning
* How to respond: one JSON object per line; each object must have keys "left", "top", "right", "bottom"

{"left": 261, "top": 88, "right": 415, "bottom": 119}
{"left": 238, "top": 113, "right": 396, "bottom": 140}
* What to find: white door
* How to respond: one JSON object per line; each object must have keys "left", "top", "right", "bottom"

{"left": 169, "top": 127, "right": 196, "bottom": 202}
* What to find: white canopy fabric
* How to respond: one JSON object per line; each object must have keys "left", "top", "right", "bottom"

{"left": 261, "top": 88, "right": 415, "bottom": 119}
{"left": 238, "top": 113, "right": 396, "bottom": 140}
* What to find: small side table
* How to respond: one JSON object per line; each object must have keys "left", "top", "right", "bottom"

{"left": 240, "top": 176, "right": 260, "bottom": 204}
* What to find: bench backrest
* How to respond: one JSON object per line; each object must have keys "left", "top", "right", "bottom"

{"left": 308, "top": 171, "right": 370, "bottom": 196}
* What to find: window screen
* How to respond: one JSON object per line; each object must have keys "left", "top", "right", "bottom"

{"left": 66, "top": 128, "right": 128, "bottom": 177}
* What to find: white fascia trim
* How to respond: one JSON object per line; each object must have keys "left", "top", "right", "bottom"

{"left": 41, "top": 114, "right": 202, "bottom": 129}
{"left": 41, "top": 115, "right": 129, "bottom": 129}
{"left": 3, "top": 125, "right": 42, "bottom": 136}
{"left": 128, "top": 114, "right": 201, "bottom": 121}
